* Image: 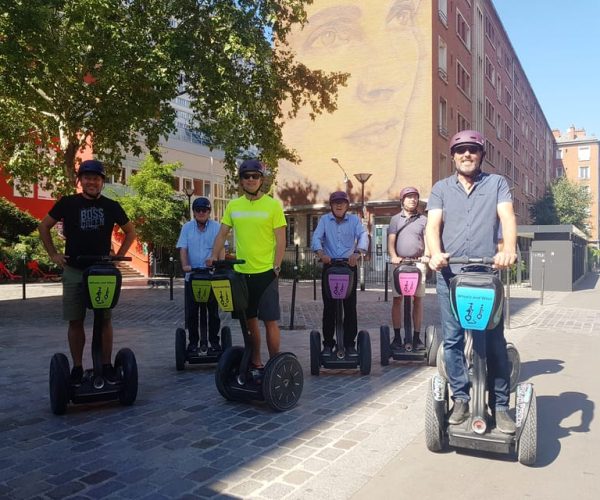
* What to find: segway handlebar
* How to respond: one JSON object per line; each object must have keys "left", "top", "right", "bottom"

{"left": 211, "top": 259, "right": 245, "bottom": 270}
{"left": 76, "top": 255, "right": 132, "bottom": 264}
{"left": 448, "top": 257, "right": 494, "bottom": 265}
{"left": 388, "top": 257, "right": 426, "bottom": 265}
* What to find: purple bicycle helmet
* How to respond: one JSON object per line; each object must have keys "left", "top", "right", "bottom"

{"left": 450, "top": 130, "right": 485, "bottom": 153}
{"left": 329, "top": 191, "right": 350, "bottom": 204}
{"left": 77, "top": 159, "right": 105, "bottom": 179}
{"left": 399, "top": 186, "right": 419, "bottom": 201}
{"left": 238, "top": 159, "right": 266, "bottom": 177}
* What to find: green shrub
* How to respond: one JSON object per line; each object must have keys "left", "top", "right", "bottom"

{"left": 0, "top": 197, "right": 38, "bottom": 243}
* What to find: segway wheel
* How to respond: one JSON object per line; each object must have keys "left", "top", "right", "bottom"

{"left": 380, "top": 325, "right": 391, "bottom": 366}
{"left": 518, "top": 390, "right": 537, "bottom": 466}
{"left": 309, "top": 330, "right": 321, "bottom": 376}
{"left": 221, "top": 326, "right": 232, "bottom": 350}
{"left": 115, "top": 348, "right": 138, "bottom": 406}
{"left": 425, "top": 325, "right": 441, "bottom": 367}
{"left": 49, "top": 353, "right": 71, "bottom": 415}
{"left": 436, "top": 344, "right": 447, "bottom": 380}
{"left": 425, "top": 375, "right": 448, "bottom": 452}
{"left": 358, "top": 330, "right": 371, "bottom": 375}
{"left": 263, "top": 353, "right": 304, "bottom": 412}
{"left": 507, "top": 342, "right": 521, "bottom": 392}
{"left": 175, "top": 328, "right": 186, "bottom": 371}
{"left": 215, "top": 347, "right": 244, "bottom": 401}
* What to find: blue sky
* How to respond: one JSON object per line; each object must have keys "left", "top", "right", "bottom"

{"left": 493, "top": 0, "right": 600, "bottom": 137}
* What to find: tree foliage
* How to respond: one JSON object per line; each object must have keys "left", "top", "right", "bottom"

{"left": 530, "top": 177, "right": 592, "bottom": 235}
{"left": 115, "top": 155, "right": 185, "bottom": 250}
{"left": 0, "top": 196, "right": 38, "bottom": 243}
{"left": 0, "top": 0, "right": 347, "bottom": 196}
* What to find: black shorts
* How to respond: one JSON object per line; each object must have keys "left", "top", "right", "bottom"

{"left": 243, "top": 270, "right": 280, "bottom": 321}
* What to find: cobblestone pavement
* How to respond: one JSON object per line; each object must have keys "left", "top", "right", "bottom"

{"left": 1, "top": 276, "right": 599, "bottom": 499}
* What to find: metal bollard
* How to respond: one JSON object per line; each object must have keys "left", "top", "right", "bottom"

{"left": 359, "top": 254, "right": 365, "bottom": 291}
{"left": 540, "top": 259, "right": 545, "bottom": 305}
{"left": 169, "top": 256, "right": 174, "bottom": 301}
{"left": 384, "top": 261, "right": 389, "bottom": 302}
{"left": 21, "top": 254, "right": 27, "bottom": 300}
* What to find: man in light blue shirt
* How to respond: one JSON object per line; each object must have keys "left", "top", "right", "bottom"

{"left": 176, "top": 197, "right": 224, "bottom": 354}
{"left": 312, "top": 191, "right": 369, "bottom": 356}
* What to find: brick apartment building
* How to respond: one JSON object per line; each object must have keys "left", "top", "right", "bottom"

{"left": 554, "top": 126, "right": 600, "bottom": 246}
{"left": 277, "top": 0, "right": 555, "bottom": 253}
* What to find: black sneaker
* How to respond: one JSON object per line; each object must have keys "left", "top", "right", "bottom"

{"left": 495, "top": 410, "right": 516, "bottom": 434}
{"left": 321, "top": 345, "right": 333, "bottom": 357}
{"left": 413, "top": 336, "right": 425, "bottom": 350}
{"left": 187, "top": 343, "right": 198, "bottom": 354}
{"left": 103, "top": 364, "right": 118, "bottom": 384}
{"left": 449, "top": 400, "right": 470, "bottom": 425}
{"left": 390, "top": 337, "right": 404, "bottom": 351}
{"left": 70, "top": 365, "right": 83, "bottom": 386}
{"left": 345, "top": 345, "right": 358, "bottom": 357}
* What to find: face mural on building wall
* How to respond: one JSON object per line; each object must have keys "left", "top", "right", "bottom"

{"left": 279, "top": 0, "right": 428, "bottom": 203}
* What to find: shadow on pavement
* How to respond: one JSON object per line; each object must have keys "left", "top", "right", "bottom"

{"left": 519, "top": 359, "right": 565, "bottom": 383}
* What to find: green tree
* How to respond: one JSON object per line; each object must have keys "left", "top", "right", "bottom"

{"left": 0, "top": 197, "right": 38, "bottom": 243}
{"left": 0, "top": 0, "right": 347, "bottom": 196}
{"left": 530, "top": 177, "right": 592, "bottom": 235}
{"left": 116, "top": 155, "right": 185, "bottom": 251}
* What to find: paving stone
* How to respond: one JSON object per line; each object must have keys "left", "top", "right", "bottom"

{"left": 227, "top": 479, "right": 264, "bottom": 497}
{"left": 282, "top": 469, "right": 313, "bottom": 485}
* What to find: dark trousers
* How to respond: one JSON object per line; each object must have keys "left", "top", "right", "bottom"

{"left": 185, "top": 281, "right": 221, "bottom": 346}
{"left": 321, "top": 265, "right": 358, "bottom": 347}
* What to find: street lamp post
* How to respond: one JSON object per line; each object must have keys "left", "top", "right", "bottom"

{"left": 353, "top": 173, "right": 371, "bottom": 292}
{"left": 331, "top": 157, "right": 350, "bottom": 192}
{"left": 183, "top": 186, "right": 195, "bottom": 219}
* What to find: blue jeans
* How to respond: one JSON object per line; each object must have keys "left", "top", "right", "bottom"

{"left": 436, "top": 272, "right": 510, "bottom": 411}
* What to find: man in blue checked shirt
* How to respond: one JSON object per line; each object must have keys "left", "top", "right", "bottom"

{"left": 311, "top": 191, "right": 369, "bottom": 357}
{"left": 176, "top": 197, "right": 224, "bottom": 354}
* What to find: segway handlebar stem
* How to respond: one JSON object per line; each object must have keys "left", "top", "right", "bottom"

{"left": 76, "top": 255, "right": 132, "bottom": 264}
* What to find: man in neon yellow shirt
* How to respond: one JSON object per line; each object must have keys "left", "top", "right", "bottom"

{"left": 209, "top": 159, "right": 287, "bottom": 369}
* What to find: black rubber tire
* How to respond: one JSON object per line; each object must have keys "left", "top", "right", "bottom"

{"left": 507, "top": 342, "right": 521, "bottom": 392}
{"left": 358, "top": 330, "right": 371, "bottom": 375}
{"left": 221, "top": 326, "right": 232, "bottom": 350}
{"left": 115, "top": 348, "right": 138, "bottom": 406}
{"left": 309, "top": 330, "right": 321, "bottom": 376}
{"left": 49, "top": 353, "right": 70, "bottom": 415}
{"left": 518, "top": 390, "right": 537, "bottom": 465}
{"left": 175, "top": 327, "right": 186, "bottom": 371}
{"left": 436, "top": 344, "right": 447, "bottom": 380}
{"left": 380, "top": 325, "right": 391, "bottom": 366}
{"left": 425, "top": 377, "right": 448, "bottom": 452}
{"left": 263, "top": 353, "right": 304, "bottom": 411}
{"left": 426, "top": 325, "right": 441, "bottom": 367}
{"left": 215, "top": 346, "right": 244, "bottom": 401}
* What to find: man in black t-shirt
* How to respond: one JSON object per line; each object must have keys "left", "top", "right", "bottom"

{"left": 39, "top": 160, "right": 136, "bottom": 384}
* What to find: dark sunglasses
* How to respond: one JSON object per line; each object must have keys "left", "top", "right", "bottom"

{"left": 453, "top": 144, "right": 483, "bottom": 155}
{"left": 193, "top": 208, "right": 210, "bottom": 213}
{"left": 241, "top": 173, "right": 262, "bottom": 180}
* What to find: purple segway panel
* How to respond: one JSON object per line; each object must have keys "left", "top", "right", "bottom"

{"left": 393, "top": 265, "right": 422, "bottom": 296}
{"left": 328, "top": 273, "right": 351, "bottom": 300}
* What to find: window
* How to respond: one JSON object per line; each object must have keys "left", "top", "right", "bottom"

{"left": 485, "top": 56, "right": 495, "bottom": 83}
{"left": 555, "top": 166, "right": 564, "bottom": 178}
{"left": 204, "top": 181, "right": 211, "bottom": 197}
{"left": 496, "top": 75, "right": 502, "bottom": 101}
{"left": 578, "top": 146, "right": 591, "bottom": 161}
{"left": 504, "top": 158, "right": 513, "bottom": 178}
{"left": 438, "top": 97, "right": 448, "bottom": 137}
{"left": 556, "top": 148, "right": 563, "bottom": 160}
{"left": 286, "top": 216, "right": 296, "bottom": 247}
{"left": 485, "top": 98, "right": 494, "bottom": 123}
{"left": 504, "top": 86, "right": 512, "bottom": 110}
{"left": 37, "top": 178, "right": 55, "bottom": 200}
{"left": 439, "top": 153, "right": 449, "bottom": 180}
{"left": 457, "top": 10, "right": 471, "bottom": 49}
{"left": 306, "top": 215, "right": 319, "bottom": 246}
{"left": 579, "top": 166, "right": 590, "bottom": 179}
{"left": 485, "top": 15, "right": 496, "bottom": 46}
{"left": 438, "top": 37, "right": 448, "bottom": 80}
{"left": 457, "top": 112, "right": 470, "bottom": 132}
{"left": 182, "top": 177, "right": 194, "bottom": 192}
{"left": 438, "top": 0, "right": 448, "bottom": 26}
{"left": 456, "top": 61, "right": 471, "bottom": 97}
{"left": 485, "top": 140, "right": 496, "bottom": 166}
{"left": 504, "top": 123, "right": 512, "bottom": 144}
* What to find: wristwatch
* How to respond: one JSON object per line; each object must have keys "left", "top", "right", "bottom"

{"left": 274, "top": 266, "right": 281, "bottom": 273}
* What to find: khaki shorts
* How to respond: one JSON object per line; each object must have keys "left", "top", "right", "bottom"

{"left": 392, "top": 262, "right": 427, "bottom": 298}
{"left": 62, "top": 266, "right": 112, "bottom": 321}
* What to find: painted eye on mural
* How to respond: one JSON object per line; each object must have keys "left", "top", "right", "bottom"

{"left": 303, "top": 21, "right": 359, "bottom": 51}
{"left": 386, "top": 2, "right": 414, "bottom": 29}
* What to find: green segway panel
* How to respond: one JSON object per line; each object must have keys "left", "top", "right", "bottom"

{"left": 211, "top": 267, "right": 248, "bottom": 313}
{"left": 83, "top": 264, "right": 122, "bottom": 310}
{"left": 449, "top": 271, "right": 503, "bottom": 330}
{"left": 324, "top": 264, "right": 354, "bottom": 300}
{"left": 190, "top": 270, "right": 213, "bottom": 303}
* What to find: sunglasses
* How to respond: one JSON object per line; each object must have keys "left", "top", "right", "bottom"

{"left": 453, "top": 144, "right": 483, "bottom": 155}
{"left": 194, "top": 208, "right": 210, "bottom": 213}
{"left": 241, "top": 173, "right": 262, "bottom": 180}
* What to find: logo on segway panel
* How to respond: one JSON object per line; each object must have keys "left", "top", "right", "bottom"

{"left": 211, "top": 280, "right": 233, "bottom": 312}
{"left": 328, "top": 274, "right": 350, "bottom": 299}
{"left": 87, "top": 275, "right": 117, "bottom": 309}
{"left": 454, "top": 286, "right": 495, "bottom": 330}
{"left": 191, "top": 280, "right": 212, "bottom": 303}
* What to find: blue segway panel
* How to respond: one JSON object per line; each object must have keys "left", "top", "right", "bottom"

{"left": 211, "top": 267, "right": 248, "bottom": 313}
{"left": 393, "top": 264, "right": 421, "bottom": 296}
{"left": 83, "top": 264, "right": 122, "bottom": 309}
{"left": 324, "top": 265, "right": 354, "bottom": 300}
{"left": 190, "top": 270, "right": 213, "bottom": 303}
{"left": 449, "top": 272, "right": 503, "bottom": 330}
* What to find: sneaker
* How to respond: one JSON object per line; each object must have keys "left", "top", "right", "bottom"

{"left": 103, "top": 364, "right": 118, "bottom": 384}
{"left": 390, "top": 337, "right": 404, "bottom": 351}
{"left": 187, "top": 343, "right": 198, "bottom": 354}
{"left": 208, "top": 345, "right": 222, "bottom": 355}
{"left": 449, "top": 400, "right": 470, "bottom": 425}
{"left": 345, "top": 345, "right": 358, "bottom": 357}
{"left": 321, "top": 345, "right": 333, "bottom": 357}
{"left": 495, "top": 410, "right": 516, "bottom": 434}
{"left": 70, "top": 365, "right": 83, "bottom": 385}
{"left": 413, "top": 336, "right": 425, "bottom": 350}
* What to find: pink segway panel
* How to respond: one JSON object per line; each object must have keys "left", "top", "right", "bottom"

{"left": 328, "top": 273, "right": 351, "bottom": 300}
{"left": 396, "top": 272, "right": 419, "bottom": 297}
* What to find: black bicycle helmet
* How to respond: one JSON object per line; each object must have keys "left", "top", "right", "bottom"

{"left": 77, "top": 159, "right": 105, "bottom": 179}
{"left": 238, "top": 159, "right": 266, "bottom": 177}
{"left": 192, "top": 197, "right": 211, "bottom": 211}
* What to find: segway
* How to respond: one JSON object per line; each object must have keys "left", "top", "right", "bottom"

{"left": 49, "top": 256, "right": 138, "bottom": 415}
{"left": 309, "top": 259, "right": 371, "bottom": 376}
{"left": 175, "top": 267, "right": 232, "bottom": 370}
{"left": 380, "top": 259, "right": 440, "bottom": 366}
{"left": 213, "top": 260, "right": 303, "bottom": 411}
{"left": 424, "top": 257, "right": 537, "bottom": 465}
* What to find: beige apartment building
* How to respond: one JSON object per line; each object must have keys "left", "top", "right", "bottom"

{"left": 554, "top": 127, "right": 600, "bottom": 246}
{"left": 277, "top": 0, "right": 555, "bottom": 251}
